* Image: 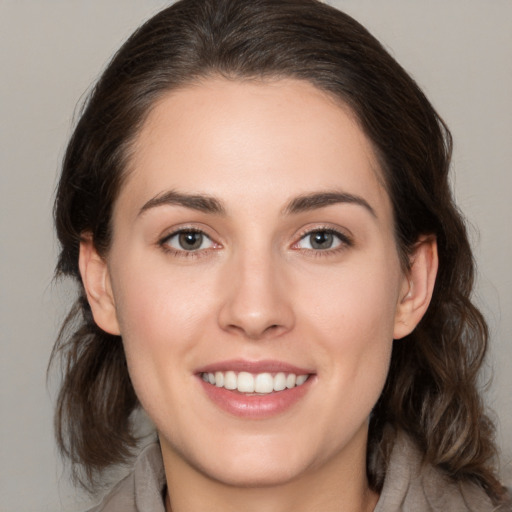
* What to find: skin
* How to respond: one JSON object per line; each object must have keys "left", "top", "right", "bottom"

{"left": 80, "top": 78, "right": 437, "bottom": 512}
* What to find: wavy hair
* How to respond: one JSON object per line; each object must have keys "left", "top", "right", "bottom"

{"left": 50, "top": 0, "right": 509, "bottom": 504}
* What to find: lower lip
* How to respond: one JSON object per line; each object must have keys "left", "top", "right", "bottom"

{"left": 198, "top": 376, "right": 314, "bottom": 419}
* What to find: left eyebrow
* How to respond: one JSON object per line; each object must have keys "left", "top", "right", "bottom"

{"left": 138, "top": 190, "right": 226, "bottom": 217}
{"left": 283, "top": 191, "right": 377, "bottom": 218}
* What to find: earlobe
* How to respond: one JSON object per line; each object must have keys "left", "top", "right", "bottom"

{"left": 393, "top": 235, "right": 438, "bottom": 340}
{"left": 79, "top": 234, "right": 121, "bottom": 336}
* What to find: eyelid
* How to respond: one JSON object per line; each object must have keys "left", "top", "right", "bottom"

{"left": 291, "top": 225, "right": 354, "bottom": 252}
{"left": 158, "top": 225, "right": 222, "bottom": 256}
{"left": 158, "top": 223, "right": 218, "bottom": 243}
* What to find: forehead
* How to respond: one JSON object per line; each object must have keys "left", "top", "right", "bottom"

{"left": 117, "top": 77, "right": 391, "bottom": 221}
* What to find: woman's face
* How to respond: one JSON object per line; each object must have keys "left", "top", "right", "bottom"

{"left": 95, "top": 78, "right": 413, "bottom": 487}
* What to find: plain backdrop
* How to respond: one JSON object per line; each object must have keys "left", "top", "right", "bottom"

{"left": 1, "top": 1, "right": 511, "bottom": 511}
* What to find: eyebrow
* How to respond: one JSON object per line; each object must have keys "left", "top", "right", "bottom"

{"left": 283, "top": 191, "right": 376, "bottom": 217}
{"left": 138, "top": 189, "right": 375, "bottom": 218}
{"left": 138, "top": 190, "right": 226, "bottom": 216}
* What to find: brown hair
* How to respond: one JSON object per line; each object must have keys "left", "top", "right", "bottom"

{"left": 51, "top": 0, "right": 509, "bottom": 504}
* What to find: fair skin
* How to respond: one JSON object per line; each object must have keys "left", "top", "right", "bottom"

{"left": 80, "top": 78, "right": 437, "bottom": 512}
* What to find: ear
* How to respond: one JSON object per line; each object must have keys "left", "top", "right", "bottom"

{"left": 79, "top": 234, "right": 121, "bottom": 336}
{"left": 393, "top": 235, "right": 438, "bottom": 340}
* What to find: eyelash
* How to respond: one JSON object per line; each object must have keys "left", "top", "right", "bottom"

{"left": 159, "top": 228, "right": 218, "bottom": 259}
{"left": 158, "top": 226, "right": 353, "bottom": 258}
{"left": 292, "top": 227, "right": 353, "bottom": 257}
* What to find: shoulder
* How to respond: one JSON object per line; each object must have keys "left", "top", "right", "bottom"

{"left": 375, "top": 431, "right": 510, "bottom": 512}
{"left": 85, "top": 442, "right": 166, "bottom": 512}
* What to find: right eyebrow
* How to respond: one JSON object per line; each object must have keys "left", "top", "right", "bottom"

{"left": 283, "top": 191, "right": 376, "bottom": 218}
{"left": 138, "top": 190, "right": 226, "bottom": 217}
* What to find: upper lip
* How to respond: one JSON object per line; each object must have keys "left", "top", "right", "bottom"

{"left": 196, "top": 359, "right": 314, "bottom": 375}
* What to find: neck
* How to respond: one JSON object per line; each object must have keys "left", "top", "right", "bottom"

{"left": 160, "top": 428, "right": 379, "bottom": 512}
{"left": 165, "top": 482, "right": 378, "bottom": 512}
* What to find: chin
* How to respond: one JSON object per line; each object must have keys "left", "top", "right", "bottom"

{"left": 163, "top": 430, "right": 316, "bottom": 488}
{"left": 199, "top": 456, "right": 309, "bottom": 488}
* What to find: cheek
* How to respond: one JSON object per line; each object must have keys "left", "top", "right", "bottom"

{"left": 300, "top": 259, "right": 401, "bottom": 342}
{"left": 113, "top": 258, "right": 215, "bottom": 340}
{"left": 296, "top": 255, "right": 401, "bottom": 395}
{"left": 109, "top": 260, "right": 217, "bottom": 397}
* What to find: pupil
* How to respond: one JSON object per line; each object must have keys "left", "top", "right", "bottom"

{"left": 179, "top": 232, "right": 202, "bottom": 250}
{"left": 311, "top": 231, "right": 333, "bottom": 249}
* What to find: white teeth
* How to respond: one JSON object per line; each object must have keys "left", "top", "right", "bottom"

{"left": 224, "top": 370, "right": 237, "bottom": 390}
{"left": 296, "top": 374, "right": 308, "bottom": 386}
{"left": 254, "top": 373, "right": 274, "bottom": 393}
{"left": 202, "top": 370, "right": 309, "bottom": 394}
{"left": 215, "top": 371, "right": 224, "bottom": 388}
{"left": 273, "top": 372, "right": 287, "bottom": 391}
{"left": 237, "top": 372, "right": 254, "bottom": 392}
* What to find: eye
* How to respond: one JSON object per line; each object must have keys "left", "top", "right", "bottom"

{"left": 295, "top": 229, "right": 349, "bottom": 251}
{"left": 162, "top": 229, "right": 215, "bottom": 252}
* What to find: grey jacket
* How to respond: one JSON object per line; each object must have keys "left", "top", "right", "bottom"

{"left": 87, "top": 433, "right": 510, "bottom": 511}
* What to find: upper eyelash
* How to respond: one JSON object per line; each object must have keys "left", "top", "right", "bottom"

{"left": 157, "top": 226, "right": 353, "bottom": 257}
{"left": 293, "top": 227, "right": 354, "bottom": 252}
{"left": 158, "top": 227, "right": 216, "bottom": 257}
{"left": 160, "top": 227, "right": 204, "bottom": 241}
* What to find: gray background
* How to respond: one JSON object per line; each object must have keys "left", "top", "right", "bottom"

{"left": 1, "top": 1, "right": 510, "bottom": 511}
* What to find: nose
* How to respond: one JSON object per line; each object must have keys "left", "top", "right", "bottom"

{"left": 217, "top": 249, "right": 295, "bottom": 340}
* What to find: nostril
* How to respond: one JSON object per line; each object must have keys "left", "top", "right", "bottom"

{"left": 224, "top": 322, "right": 286, "bottom": 341}
{"left": 262, "top": 324, "right": 284, "bottom": 336}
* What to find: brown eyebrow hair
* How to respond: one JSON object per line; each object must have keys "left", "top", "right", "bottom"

{"left": 283, "top": 191, "right": 376, "bottom": 217}
{"left": 139, "top": 189, "right": 376, "bottom": 218}
{"left": 139, "top": 190, "right": 226, "bottom": 216}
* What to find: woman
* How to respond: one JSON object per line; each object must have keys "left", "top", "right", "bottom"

{"left": 51, "top": 0, "right": 511, "bottom": 510}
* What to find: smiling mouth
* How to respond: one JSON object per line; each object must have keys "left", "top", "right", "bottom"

{"left": 200, "top": 371, "right": 310, "bottom": 395}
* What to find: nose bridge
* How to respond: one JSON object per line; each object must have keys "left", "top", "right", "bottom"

{"left": 218, "top": 239, "right": 294, "bottom": 339}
